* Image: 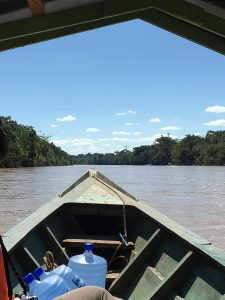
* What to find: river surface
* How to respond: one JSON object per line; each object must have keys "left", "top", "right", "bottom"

{"left": 1, "top": 165, "right": 225, "bottom": 250}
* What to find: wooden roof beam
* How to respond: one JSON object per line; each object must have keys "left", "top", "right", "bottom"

{"left": 27, "top": 0, "right": 44, "bottom": 17}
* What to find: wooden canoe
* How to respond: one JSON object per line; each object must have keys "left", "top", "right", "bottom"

{"left": 3, "top": 170, "right": 225, "bottom": 300}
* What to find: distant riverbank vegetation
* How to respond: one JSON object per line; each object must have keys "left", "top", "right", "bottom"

{"left": 0, "top": 116, "right": 73, "bottom": 167}
{"left": 73, "top": 131, "right": 225, "bottom": 166}
{"left": 1, "top": 116, "right": 225, "bottom": 167}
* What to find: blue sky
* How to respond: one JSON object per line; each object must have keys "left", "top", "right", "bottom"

{"left": 1, "top": 20, "right": 225, "bottom": 155}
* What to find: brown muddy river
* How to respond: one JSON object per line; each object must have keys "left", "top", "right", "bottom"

{"left": 1, "top": 165, "right": 225, "bottom": 250}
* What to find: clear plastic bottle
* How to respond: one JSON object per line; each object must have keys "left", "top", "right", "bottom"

{"left": 68, "top": 242, "right": 107, "bottom": 288}
{"left": 33, "top": 265, "right": 85, "bottom": 289}
{"left": 23, "top": 272, "right": 69, "bottom": 300}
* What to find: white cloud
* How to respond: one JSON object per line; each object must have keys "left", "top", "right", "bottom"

{"left": 150, "top": 117, "right": 161, "bottom": 123}
{"left": 52, "top": 138, "right": 94, "bottom": 146}
{"left": 132, "top": 134, "right": 176, "bottom": 145}
{"left": 112, "top": 131, "right": 142, "bottom": 136}
{"left": 52, "top": 138, "right": 96, "bottom": 154}
{"left": 50, "top": 124, "right": 58, "bottom": 128}
{"left": 133, "top": 132, "right": 142, "bottom": 136}
{"left": 51, "top": 132, "right": 178, "bottom": 155}
{"left": 159, "top": 126, "right": 181, "bottom": 131}
{"left": 116, "top": 110, "right": 136, "bottom": 116}
{"left": 203, "top": 119, "right": 225, "bottom": 126}
{"left": 86, "top": 128, "right": 99, "bottom": 133}
{"left": 56, "top": 115, "right": 76, "bottom": 122}
{"left": 112, "top": 137, "right": 129, "bottom": 141}
{"left": 112, "top": 131, "right": 131, "bottom": 135}
{"left": 116, "top": 112, "right": 126, "bottom": 116}
{"left": 98, "top": 138, "right": 110, "bottom": 141}
{"left": 128, "top": 110, "right": 136, "bottom": 114}
{"left": 125, "top": 122, "right": 140, "bottom": 126}
{"left": 136, "top": 136, "right": 156, "bottom": 143}
{"left": 205, "top": 105, "right": 225, "bottom": 113}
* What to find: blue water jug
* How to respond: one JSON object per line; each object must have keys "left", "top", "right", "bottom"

{"left": 68, "top": 242, "right": 107, "bottom": 288}
{"left": 23, "top": 272, "right": 69, "bottom": 300}
{"left": 34, "top": 265, "right": 85, "bottom": 289}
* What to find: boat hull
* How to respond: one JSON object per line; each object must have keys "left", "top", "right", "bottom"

{"left": 3, "top": 170, "right": 225, "bottom": 299}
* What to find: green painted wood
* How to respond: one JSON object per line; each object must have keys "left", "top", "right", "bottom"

{"left": 126, "top": 265, "right": 164, "bottom": 300}
{"left": 4, "top": 170, "right": 225, "bottom": 297}
{"left": 38, "top": 223, "right": 69, "bottom": 265}
{"left": 16, "top": 246, "right": 39, "bottom": 273}
{"left": 109, "top": 228, "right": 164, "bottom": 295}
{"left": 61, "top": 203, "right": 124, "bottom": 217}
{"left": 148, "top": 251, "right": 196, "bottom": 300}
{"left": 141, "top": 9, "right": 225, "bottom": 55}
{"left": 22, "top": 230, "right": 48, "bottom": 266}
{"left": 178, "top": 258, "right": 225, "bottom": 300}
{"left": 0, "top": 1, "right": 224, "bottom": 54}
{"left": 134, "top": 200, "right": 225, "bottom": 269}
{"left": 148, "top": 235, "right": 191, "bottom": 279}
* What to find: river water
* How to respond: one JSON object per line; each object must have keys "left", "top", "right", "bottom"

{"left": 1, "top": 165, "right": 225, "bottom": 250}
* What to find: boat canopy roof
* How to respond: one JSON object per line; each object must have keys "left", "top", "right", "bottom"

{"left": 0, "top": 0, "right": 225, "bottom": 54}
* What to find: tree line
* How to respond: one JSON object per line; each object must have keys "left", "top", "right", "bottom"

{"left": 72, "top": 131, "right": 225, "bottom": 166}
{"left": 1, "top": 116, "right": 225, "bottom": 167}
{"left": 0, "top": 116, "right": 73, "bottom": 167}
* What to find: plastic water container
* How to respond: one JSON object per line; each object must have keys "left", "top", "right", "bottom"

{"left": 23, "top": 273, "right": 69, "bottom": 300}
{"left": 34, "top": 265, "right": 85, "bottom": 289}
{"left": 68, "top": 242, "right": 107, "bottom": 288}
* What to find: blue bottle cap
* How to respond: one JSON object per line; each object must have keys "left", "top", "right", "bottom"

{"left": 33, "top": 266, "right": 44, "bottom": 278}
{"left": 84, "top": 242, "right": 93, "bottom": 251}
{"left": 23, "top": 273, "right": 35, "bottom": 285}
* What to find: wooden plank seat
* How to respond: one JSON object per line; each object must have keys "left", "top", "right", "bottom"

{"left": 106, "top": 272, "right": 120, "bottom": 284}
{"left": 62, "top": 235, "right": 135, "bottom": 249}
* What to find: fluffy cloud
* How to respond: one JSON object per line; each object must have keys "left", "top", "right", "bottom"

{"left": 86, "top": 128, "right": 99, "bottom": 133}
{"left": 137, "top": 134, "right": 176, "bottom": 144}
{"left": 116, "top": 110, "right": 136, "bottom": 116}
{"left": 112, "top": 131, "right": 131, "bottom": 135}
{"left": 50, "top": 124, "right": 58, "bottom": 128}
{"left": 112, "top": 131, "right": 142, "bottom": 136}
{"left": 56, "top": 115, "right": 76, "bottom": 122}
{"left": 112, "top": 137, "right": 129, "bottom": 141}
{"left": 205, "top": 105, "right": 225, "bottom": 113}
{"left": 125, "top": 122, "right": 140, "bottom": 126}
{"left": 150, "top": 117, "right": 161, "bottom": 123}
{"left": 51, "top": 133, "right": 177, "bottom": 155}
{"left": 133, "top": 132, "right": 142, "bottom": 136}
{"left": 52, "top": 138, "right": 96, "bottom": 154}
{"left": 98, "top": 138, "right": 110, "bottom": 141}
{"left": 203, "top": 119, "right": 225, "bottom": 126}
{"left": 159, "top": 126, "right": 181, "bottom": 131}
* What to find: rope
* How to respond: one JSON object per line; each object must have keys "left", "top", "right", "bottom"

{"left": 107, "top": 256, "right": 129, "bottom": 274}
{"left": 43, "top": 251, "right": 58, "bottom": 271}
{"left": 92, "top": 174, "right": 130, "bottom": 274}
{"left": 108, "top": 244, "right": 122, "bottom": 269}
{"left": 92, "top": 174, "right": 128, "bottom": 238}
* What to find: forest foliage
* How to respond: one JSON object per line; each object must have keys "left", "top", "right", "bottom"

{"left": 1, "top": 116, "right": 225, "bottom": 167}
{"left": 0, "top": 116, "right": 73, "bottom": 167}
{"left": 72, "top": 132, "right": 225, "bottom": 166}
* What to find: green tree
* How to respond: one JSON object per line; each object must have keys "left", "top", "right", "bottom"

{"left": 150, "top": 136, "right": 177, "bottom": 165}
{"left": 172, "top": 135, "right": 204, "bottom": 165}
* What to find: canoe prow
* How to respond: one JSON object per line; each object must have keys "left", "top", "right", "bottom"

{"left": 60, "top": 170, "right": 138, "bottom": 202}
{"left": 3, "top": 170, "right": 225, "bottom": 299}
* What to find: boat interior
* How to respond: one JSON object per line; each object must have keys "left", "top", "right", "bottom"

{"left": 5, "top": 171, "right": 225, "bottom": 300}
